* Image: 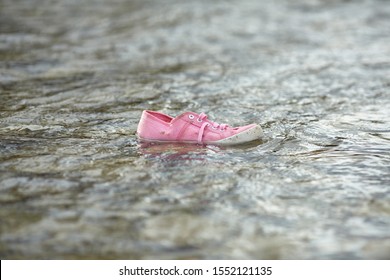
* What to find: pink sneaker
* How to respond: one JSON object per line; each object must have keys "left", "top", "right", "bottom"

{"left": 136, "top": 110, "right": 263, "bottom": 145}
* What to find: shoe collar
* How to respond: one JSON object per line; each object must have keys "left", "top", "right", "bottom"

{"left": 171, "top": 111, "right": 199, "bottom": 124}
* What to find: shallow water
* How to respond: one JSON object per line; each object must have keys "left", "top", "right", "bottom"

{"left": 1, "top": 0, "right": 390, "bottom": 259}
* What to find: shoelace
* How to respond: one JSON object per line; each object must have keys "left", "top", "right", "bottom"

{"left": 197, "top": 113, "right": 228, "bottom": 130}
{"left": 197, "top": 113, "right": 228, "bottom": 144}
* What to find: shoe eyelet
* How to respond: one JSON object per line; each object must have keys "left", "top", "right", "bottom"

{"left": 197, "top": 118, "right": 202, "bottom": 122}
{"left": 188, "top": 114, "right": 194, "bottom": 120}
{"left": 212, "top": 126, "right": 217, "bottom": 130}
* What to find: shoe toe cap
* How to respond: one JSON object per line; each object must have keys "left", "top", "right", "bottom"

{"left": 216, "top": 124, "right": 263, "bottom": 145}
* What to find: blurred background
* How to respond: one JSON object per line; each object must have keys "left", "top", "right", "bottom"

{"left": 0, "top": 0, "right": 389, "bottom": 259}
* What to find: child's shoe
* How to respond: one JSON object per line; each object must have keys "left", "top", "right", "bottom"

{"left": 136, "top": 110, "right": 263, "bottom": 145}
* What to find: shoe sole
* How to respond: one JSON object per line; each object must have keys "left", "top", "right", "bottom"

{"left": 137, "top": 124, "right": 263, "bottom": 146}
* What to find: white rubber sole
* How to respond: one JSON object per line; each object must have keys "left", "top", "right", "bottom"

{"left": 137, "top": 124, "right": 263, "bottom": 146}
